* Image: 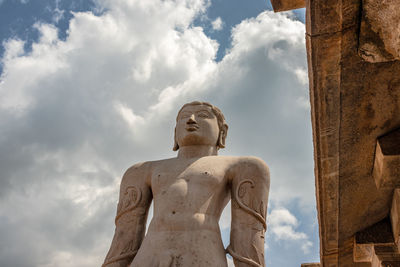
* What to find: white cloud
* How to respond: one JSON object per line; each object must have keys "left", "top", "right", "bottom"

{"left": 212, "top": 17, "right": 224, "bottom": 31}
{"left": 269, "top": 208, "right": 299, "bottom": 226}
{"left": 0, "top": 1, "right": 314, "bottom": 266}
{"left": 227, "top": 257, "right": 234, "bottom": 267}
{"left": 114, "top": 101, "right": 145, "bottom": 128}
{"left": 268, "top": 208, "right": 312, "bottom": 254}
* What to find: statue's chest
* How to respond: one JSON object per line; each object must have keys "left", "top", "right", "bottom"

{"left": 151, "top": 163, "right": 226, "bottom": 198}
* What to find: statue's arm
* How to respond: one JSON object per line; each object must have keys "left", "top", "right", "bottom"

{"left": 228, "top": 157, "right": 270, "bottom": 267}
{"left": 102, "top": 162, "right": 152, "bottom": 267}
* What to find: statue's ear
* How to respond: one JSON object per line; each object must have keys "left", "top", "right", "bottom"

{"left": 173, "top": 127, "right": 179, "bottom": 151}
{"left": 217, "top": 124, "right": 228, "bottom": 149}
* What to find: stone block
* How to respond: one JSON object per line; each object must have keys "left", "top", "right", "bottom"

{"left": 354, "top": 244, "right": 375, "bottom": 262}
{"left": 354, "top": 243, "right": 381, "bottom": 267}
{"left": 270, "top": 0, "right": 305, "bottom": 12}
{"left": 373, "top": 128, "right": 400, "bottom": 189}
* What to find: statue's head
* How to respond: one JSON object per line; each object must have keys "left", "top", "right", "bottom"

{"left": 173, "top": 101, "right": 228, "bottom": 151}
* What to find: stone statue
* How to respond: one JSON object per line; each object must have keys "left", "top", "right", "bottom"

{"left": 103, "top": 101, "right": 270, "bottom": 267}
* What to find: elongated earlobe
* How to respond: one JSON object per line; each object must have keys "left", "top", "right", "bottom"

{"left": 173, "top": 127, "right": 179, "bottom": 151}
{"left": 218, "top": 131, "right": 225, "bottom": 149}
{"left": 217, "top": 124, "right": 228, "bottom": 149}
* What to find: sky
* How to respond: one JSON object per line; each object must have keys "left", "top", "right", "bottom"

{"left": 0, "top": 0, "right": 319, "bottom": 266}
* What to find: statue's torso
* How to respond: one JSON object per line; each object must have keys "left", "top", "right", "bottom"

{"left": 131, "top": 156, "right": 232, "bottom": 267}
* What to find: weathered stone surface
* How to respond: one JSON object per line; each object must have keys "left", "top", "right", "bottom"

{"left": 359, "top": 0, "right": 400, "bottom": 62}
{"left": 103, "top": 101, "right": 270, "bottom": 267}
{"left": 305, "top": 0, "right": 360, "bottom": 37}
{"left": 339, "top": 51, "right": 400, "bottom": 240}
{"left": 270, "top": 0, "right": 305, "bottom": 12}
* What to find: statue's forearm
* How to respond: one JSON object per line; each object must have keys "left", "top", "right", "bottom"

{"left": 229, "top": 160, "right": 270, "bottom": 267}
{"left": 103, "top": 208, "right": 148, "bottom": 267}
{"left": 228, "top": 204, "right": 266, "bottom": 267}
{"left": 103, "top": 173, "right": 152, "bottom": 267}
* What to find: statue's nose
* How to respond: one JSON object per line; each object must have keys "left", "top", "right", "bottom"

{"left": 187, "top": 114, "right": 196, "bottom": 124}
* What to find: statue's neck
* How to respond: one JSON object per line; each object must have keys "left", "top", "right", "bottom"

{"left": 177, "top": 145, "right": 218, "bottom": 159}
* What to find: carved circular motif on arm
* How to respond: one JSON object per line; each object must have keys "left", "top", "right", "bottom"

{"left": 115, "top": 186, "right": 142, "bottom": 223}
{"left": 233, "top": 179, "right": 267, "bottom": 230}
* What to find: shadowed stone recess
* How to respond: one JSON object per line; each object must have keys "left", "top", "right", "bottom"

{"left": 356, "top": 217, "right": 394, "bottom": 245}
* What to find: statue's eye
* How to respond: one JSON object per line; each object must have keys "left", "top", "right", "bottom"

{"left": 179, "top": 113, "right": 191, "bottom": 119}
{"left": 197, "top": 112, "right": 210, "bottom": 118}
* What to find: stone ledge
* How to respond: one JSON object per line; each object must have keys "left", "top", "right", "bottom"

{"left": 270, "top": 0, "right": 305, "bottom": 12}
{"left": 301, "top": 263, "right": 320, "bottom": 267}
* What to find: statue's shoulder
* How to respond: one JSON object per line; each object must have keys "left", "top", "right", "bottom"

{"left": 122, "top": 158, "right": 176, "bottom": 183}
{"left": 230, "top": 156, "right": 270, "bottom": 181}
{"left": 121, "top": 161, "right": 153, "bottom": 185}
{"left": 234, "top": 156, "right": 268, "bottom": 169}
{"left": 124, "top": 161, "right": 150, "bottom": 175}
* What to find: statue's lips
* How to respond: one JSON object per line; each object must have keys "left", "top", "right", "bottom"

{"left": 186, "top": 125, "right": 199, "bottom": 132}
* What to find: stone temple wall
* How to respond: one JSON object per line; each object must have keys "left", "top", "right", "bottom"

{"left": 270, "top": 0, "right": 400, "bottom": 266}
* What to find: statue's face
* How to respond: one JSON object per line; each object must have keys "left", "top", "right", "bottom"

{"left": 175, "top": 104, "right": 220, "bottom": 148}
